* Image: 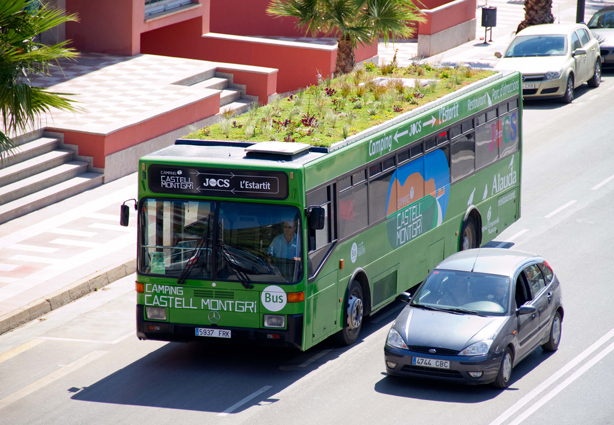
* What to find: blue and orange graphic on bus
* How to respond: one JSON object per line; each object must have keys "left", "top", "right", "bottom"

{"left": 385, "top": 149, "right": 450, "bottom": 249}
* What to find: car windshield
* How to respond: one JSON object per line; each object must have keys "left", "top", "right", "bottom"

{"left": 504, "top": 35, "right": 567, "bottom": 57}
{"left": 139, "top": 199, "right": 303, "bottom": 284}
{"left": 411, "top": 270, "right": 511, "bottom": 316}
{"left": 588, "top": 10, "right": 614, "bottom": 28}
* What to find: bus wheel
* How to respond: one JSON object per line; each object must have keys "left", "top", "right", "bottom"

{"left": 337, "top": 280, "right": 364, "bottom": 346}
{"left": 460, "top": 216, "right": 478, "bottom": 251}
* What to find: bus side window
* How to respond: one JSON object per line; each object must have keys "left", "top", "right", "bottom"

{"left": 451, "top": 131, "right": 475, "bottom": 182}
{"left": 306, "top": 185, "right": 336, "bottom": 277}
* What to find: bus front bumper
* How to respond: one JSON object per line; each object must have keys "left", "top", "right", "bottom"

{"left": 136, "top": 305, "right": 304, "bottom": 349}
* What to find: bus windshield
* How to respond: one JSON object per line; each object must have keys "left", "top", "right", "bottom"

{"left": 139, "top": 199, "right": 303, "bottom": 284}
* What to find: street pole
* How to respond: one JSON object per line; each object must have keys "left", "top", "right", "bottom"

{"left": 576, "top": 0, "right": 585, "bottom": 23}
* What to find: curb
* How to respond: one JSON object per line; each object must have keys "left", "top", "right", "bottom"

{"left": 0, "top": 260, "right": 136, "bottom": 335}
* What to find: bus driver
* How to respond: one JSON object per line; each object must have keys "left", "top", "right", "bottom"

{"left": 267, "top": 219, "right": 300, "bottom": 261}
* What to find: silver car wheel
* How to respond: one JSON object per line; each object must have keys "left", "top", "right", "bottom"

{"left": 502, "top": 351, "right": 512, "bottom": 383}
{"left": 551, "top": 315, "right": 561, "bottom": 346}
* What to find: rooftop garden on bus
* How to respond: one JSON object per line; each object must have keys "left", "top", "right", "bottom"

{"left": 185, "top": 63, "right": 495, "bottom": 147}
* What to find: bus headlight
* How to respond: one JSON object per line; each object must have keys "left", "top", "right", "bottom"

{"left": 146, "top": 307, "right": 167, "bottom": 320}
{"left": 264, "top": 315, "right": 285, "bottom": 328}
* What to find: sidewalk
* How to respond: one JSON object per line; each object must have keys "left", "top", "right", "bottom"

{"left": 0, "top": 173, "right": 138, "bottom": 334}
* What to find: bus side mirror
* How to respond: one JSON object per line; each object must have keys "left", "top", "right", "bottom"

{"left": 120, "top": 199, "right": 137, "bottom": 227}
{"left": 307, "top": 206, "right": 325, "bottom": 230}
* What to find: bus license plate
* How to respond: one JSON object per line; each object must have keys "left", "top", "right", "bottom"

{"left": 195, "top": 328, "right": 231, "bottom": 338}
{"left": 412, "top": 357, "right": 450, "bottom": 369}
{"left": 522, "top": 83, "right": 535, "bottom": 89}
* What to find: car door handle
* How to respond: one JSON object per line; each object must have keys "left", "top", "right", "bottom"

{"left": 548, "top": 292, "right": 553, "bottom": 302}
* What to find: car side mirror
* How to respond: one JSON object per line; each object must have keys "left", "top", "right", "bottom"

{"left": 306, "top": 206, "right": 325, "bottom": 230}
{"left": 120, "top": 199, "right": 137, "bottom": 227}
{"left": 399, "top": 292, "right": 412, "bottom": 304}
{"left": 572, "top": 48, "right": 586, "bottom": 57}
{"left": 494, "top": 52, "right": 502, "bottom": 58}
{"left": 516, "top": 304, "right": 537, "bottom": 315}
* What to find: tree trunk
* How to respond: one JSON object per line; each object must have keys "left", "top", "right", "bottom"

{"left": 335, "top": 34, "right": 355, "bottom": 75}
{"left": 517, "top": 0, "right": 555, "bottom": 33}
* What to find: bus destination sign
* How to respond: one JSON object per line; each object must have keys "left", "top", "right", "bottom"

{"left": 148, "top": 165, "right": 288, "bottom": 200}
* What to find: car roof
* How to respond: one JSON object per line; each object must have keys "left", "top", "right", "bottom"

{"left": 435, "top": 248, "right": 540, "bottom": 276}
{"left": 516, "top": 23, "right": 586, "bottom": 36}
{"left": 593, "top": 5, "right": 614, "bottom": 12}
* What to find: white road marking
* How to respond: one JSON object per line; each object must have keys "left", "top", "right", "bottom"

{"left": 50, "top": 238, "right": 102, "bottom": 248}
{"left": 544, "top": 200, "right": 576, "bottom": 218}
{"left": 371, "top": 304, "right": 404, "bottom": 324}
{"left": 84, "top": 213, "right": 122, "bottom": 221}
{"left": 47, "top": 228, "right": 97, "bottom": 238}
{"left": 508, "top": 340, "right": 614, "bottom": 425}
{"left": 299, "top": 349, "right": 332, "bottom": 368}
{"left": 218, "top": 385, "right": 272, "bottom": 416}
{"left": 9, "top": 255, "right": 60, "bottom": 265}
{"left": 489, "top": 327, "right": 614, "bottom": 425}
{"left": 37, "top": 335, "right": 129, "bottom": 345}
{"left": 0, "top": 263, "right": 19, "bottom": 272}
{"left": 0, "top": 339, "right": 46, "bottom": 364}
{"left": 7, "top": 244, "right": 58, "bottom": 254}
{"left": 0, "top": 350, "right": 107, "bottom": 410}
{"left": 88, "top": 223, "right": 135, "bottom": 232}
{"left": 591, "top": 174, "right": 614, "bottom": 191}
{"left": 505, "top": 228, "right": 529, "bottom": 242}
{"left": 0, "top": 277, "right": 19, "bottom": 284}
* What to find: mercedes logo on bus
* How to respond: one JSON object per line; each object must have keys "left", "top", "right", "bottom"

{"left": 208, "top": 311, "right": 221, "bottom": 323}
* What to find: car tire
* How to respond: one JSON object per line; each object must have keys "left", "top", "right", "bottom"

{"left": 561, "top": 75, "right": 574, "bottom": 103}
{"left": 460, "top": 216, "right": 478, "bottom": 251}
{"left": 493, "top": 347, "right": 513, "bottom": 389}
{"left": 337, "top": 280, "right": 364, "bottom": 346}
{"left": 542, "top": 311, "right": 562, "bottom": 352}
{"left": 587, "top": 60, "right": 601, "bottom": 88}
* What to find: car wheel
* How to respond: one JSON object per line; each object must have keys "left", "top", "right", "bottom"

{"left": 542, "top": 311, "right": 562, "bottom": 352}
{"left": 460, "top": 216, "right": 478, "bottom": 251}
{"left": 561, "top": 75, "right": 574, "bottom": 103}
{"left": 587, "top": 60, "right": 601, "bottom": 88}
{"left": 337, "top": 280, "right": 364, "bottom": 346}
{"left": 493, "top": 347, "right": 513, "bottom": 389}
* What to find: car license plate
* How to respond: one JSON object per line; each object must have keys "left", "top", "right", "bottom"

{"left": 412, "top": 357, "right": 450, "bottom": 369}
{"left": 195, "top": 328, "right": 231, "bottom": 338}
{"left": 522, "top": 83, "right": 535, "bottom": 89}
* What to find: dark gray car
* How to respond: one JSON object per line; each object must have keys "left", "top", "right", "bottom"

{"left": 588, "top": 6, "right": 614, "bottom": 69}
{"left": 384, "top": 248, "right": 563, "bottom": 388}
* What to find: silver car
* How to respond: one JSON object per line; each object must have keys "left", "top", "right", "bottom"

{"left": 588, "top": 6, "right": 614, "bottom": 69}
{"left": 494, "top": 23, "right": 602, "bottom": 103}
{"left": 384, "top": 248, "right": 563, "bottom": 388}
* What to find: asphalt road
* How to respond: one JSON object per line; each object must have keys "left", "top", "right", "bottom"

{"left": 1, "top": 74, "right": 614, "bottom": 425}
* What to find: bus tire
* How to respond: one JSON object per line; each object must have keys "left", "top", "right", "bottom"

{"left": 460, "top": 216, "right": 478, "bottom": 251}
{"left": 337, "top": 280, "right": 364, "bottom": 346}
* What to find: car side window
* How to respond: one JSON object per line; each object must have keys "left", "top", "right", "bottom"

{"left": 578, "top": 28, "right": 591, "bottom": 45}
{"left": 514, "top": 273, "right": 532, "bottom": 308}
{"left": 524, "top": 264, "right": 546, "bottom": 296}
{"left": 571, "top": 32, "right": 582, "bottom": 51}
{"left": 538, "top": 262, "right": 554, "bottom": 285}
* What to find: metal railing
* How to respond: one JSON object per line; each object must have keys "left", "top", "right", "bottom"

{"left": 145, "top": 0, "right": 193, "bottom": 18}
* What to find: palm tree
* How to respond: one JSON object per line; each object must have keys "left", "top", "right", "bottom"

{"left": 0, "top": 0, "right": 79, "bottom": 162}
{"left": 267, "top": 0, "right": 425, "bottom": 75}
{"left": 517, "top": 0, "right": 554, "bottom": 33}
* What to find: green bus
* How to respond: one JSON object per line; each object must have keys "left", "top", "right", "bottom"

{"left": 122, "top": 70, "right": 522, "bottom": 351}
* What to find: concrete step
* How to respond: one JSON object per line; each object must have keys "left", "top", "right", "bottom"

{"left": 190, "top": 77, "right": 229, "bottom": 91}
{"left": 0, "top": 161, "right": 89, "bottom": 205}
{"left": 0, "top": 137, "right": 59, "bottom": 169}
{"left": 0, "top": 149, "right": 75, "bottom": 187}
{"left": 0, "top": 172, "right": 104, "bottom": 225}
{"left": 219, "top": 99, "right": 255, "bottom": 117}
{"left": 172, "top": 68, "right": 217, "bottom": 86}
{"left": 220, "top": 89, "right": 243, "bottom": 107}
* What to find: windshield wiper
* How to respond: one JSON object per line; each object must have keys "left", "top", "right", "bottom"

{"left": 177, "top": 234, "right": 210, "bottom": 286}
{"left": 443, "top": 308, "right": 485, "bottom": 316}
{"left": 412, "top": 304, "right": 446, "bottom": 312}
{"left": 220, "top": 246, "right": 254, "bottom": 289}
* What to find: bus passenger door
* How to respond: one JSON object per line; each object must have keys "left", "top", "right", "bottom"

{"left": 310, "top": 271, "right": 338, "bottom": 343}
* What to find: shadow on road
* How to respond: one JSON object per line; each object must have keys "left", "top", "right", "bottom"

{"left": 70, "top": 298, "right": 405, "bottom": 413}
